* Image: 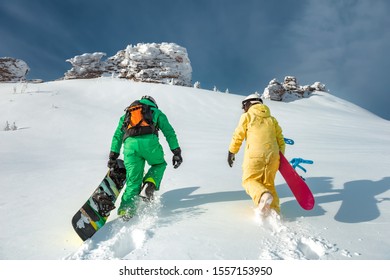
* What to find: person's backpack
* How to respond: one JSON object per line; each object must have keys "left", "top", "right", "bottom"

{"left": 122, "top": 100, "right": 156, "bottom": 138}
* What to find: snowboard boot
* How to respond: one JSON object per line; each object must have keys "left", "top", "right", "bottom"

{"left": 258, "top": 192, "right": 273, "bottom": 216}
{"left": 139, "top": 182, "right": 156, "bottom": 202}
{"left": 118, "top": 208, "right": 134, "bottom": 222}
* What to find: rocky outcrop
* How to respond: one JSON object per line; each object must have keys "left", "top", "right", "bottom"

{"left": 64, "top": 42, "right": 192, "bottom": 86}
{"left": 262, "top": 76, "right": 326, "bottom": 101}
{"left": 64, "top": 52, "right": 106, "bottom": 80}
{"left": 0, "top": 57, "right": 30, "bottom": 82}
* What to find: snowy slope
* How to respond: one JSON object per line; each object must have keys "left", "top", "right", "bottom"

{"left": 0, "top": 78, "right": 389, "bottom": 260}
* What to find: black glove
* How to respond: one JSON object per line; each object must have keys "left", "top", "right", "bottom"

{"left": 228, "top": 151, "right": 235, "bottom": 167}
{"left": 172, "top": 147, "right": 183, "bottom": 169}
{"left": 107, "top": 151, "right": 119, "bottom": 169}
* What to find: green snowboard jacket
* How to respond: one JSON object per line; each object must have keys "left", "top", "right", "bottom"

{"left": 110, "top": 99, "right": 180, "bottom": 154}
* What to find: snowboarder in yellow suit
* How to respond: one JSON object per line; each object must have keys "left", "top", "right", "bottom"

{"left": 228, "top": 94, "right": 285, "bottom": 215}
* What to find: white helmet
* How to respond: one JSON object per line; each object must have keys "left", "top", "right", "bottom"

{"left": 241, "top": 93, "right": 263, "bottom": 109}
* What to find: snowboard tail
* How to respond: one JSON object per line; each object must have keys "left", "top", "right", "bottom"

{"left": 278, "top": 152, "right": 315, "bottom": 210}
{"left": 71, "top": 160, "right": 126, "bottom": 241}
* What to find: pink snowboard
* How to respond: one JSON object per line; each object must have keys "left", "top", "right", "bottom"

{"left": 278, "top": 152, "right": 315, "bottom": 210}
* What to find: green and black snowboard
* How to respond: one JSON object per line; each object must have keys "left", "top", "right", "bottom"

{"left": 71, "top": 160, "right": 126, "bottom": 241}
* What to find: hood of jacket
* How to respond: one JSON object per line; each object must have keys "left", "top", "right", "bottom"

{"left": 248, "top": 103, "right": 271, "bottom": 118}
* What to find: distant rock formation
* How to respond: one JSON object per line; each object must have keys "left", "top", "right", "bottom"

{"left": 262, "top": 76, "right": 326, "bottom": 101}
{"left": 64, "top": 52, "right": 106, "bottom": 80}
{"left": 0, "top": 57, "right": 30, "bottom": 82}
{"left": 64, "top": 42, "right": 192, "bottom": 86}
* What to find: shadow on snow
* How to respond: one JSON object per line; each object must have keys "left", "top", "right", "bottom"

{"left": 279, "top": 176, "right": 390, "bottom": 223}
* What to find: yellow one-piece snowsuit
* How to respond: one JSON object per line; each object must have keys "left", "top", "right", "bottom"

{"left": 229, "top": 103, "right": 285, "bottom": 213}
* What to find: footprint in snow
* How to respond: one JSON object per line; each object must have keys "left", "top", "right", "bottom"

{"left": 255, "top": 210, "right": 337, "bottom": 260}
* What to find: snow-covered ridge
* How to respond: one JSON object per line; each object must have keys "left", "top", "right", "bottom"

{"left": 64, "top": 42, "right": 192, "bottom": 86}
{"left": 1, "top": 78, "right": 389, "bottom": 260}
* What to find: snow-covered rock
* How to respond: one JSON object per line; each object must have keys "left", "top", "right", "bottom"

{"left": 262, "top": 76, "right": 326, "bottom": 102}
{"left": 0, "top": 57, "right": 30, "bottom": 82}
{"left": 65, "top": 43, "right": 192, "bottom": 86}
{"left": 262, "top": 79, "right": 285, "bottom": 101}
{"left": 283, "top": 76, "right": 299, "bottom": 91}
{"left": 311, "top": 81, "right": 326, "bottom": 91}
{"left": 64, "top": 52, "right": 107, "bottom": 80}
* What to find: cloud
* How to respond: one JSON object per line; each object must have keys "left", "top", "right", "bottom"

{"left": 281, "top": 0, "right": 390, "bottom": 118}
{"left": 0, "top": 1, "right": 85, "bottom": 78}
{"left": 1, "top": 0, "right": 388, "bottom": 119}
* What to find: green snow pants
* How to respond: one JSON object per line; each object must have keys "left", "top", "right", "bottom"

{"left": 118, "top": 134, "right": 167, "bottom": 215}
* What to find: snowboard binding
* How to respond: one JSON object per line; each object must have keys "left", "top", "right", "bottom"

{"left": 109, "top": 159, "right": 126, "bottom": 190}
{"left": 92, "top": 190, "right": 116, "bottom": 217}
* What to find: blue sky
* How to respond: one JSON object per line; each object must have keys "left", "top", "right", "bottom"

{"left": 1, "top": 0, "right": 389, "bottom": 120}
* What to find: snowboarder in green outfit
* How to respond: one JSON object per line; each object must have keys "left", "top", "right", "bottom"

{"left": 108, "top": 95, "right": 182, "bottom": 220}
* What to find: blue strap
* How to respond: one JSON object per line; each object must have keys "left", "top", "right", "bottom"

{"left": 284, "top": 138, "right": 294, "bottom": 145}
{"left": 290, "top": 158, "right": 314, "bottom": 172}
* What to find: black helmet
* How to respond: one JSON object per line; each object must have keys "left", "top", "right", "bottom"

{"left": 141, "top": 95, "right": 158, "bottom": 108}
